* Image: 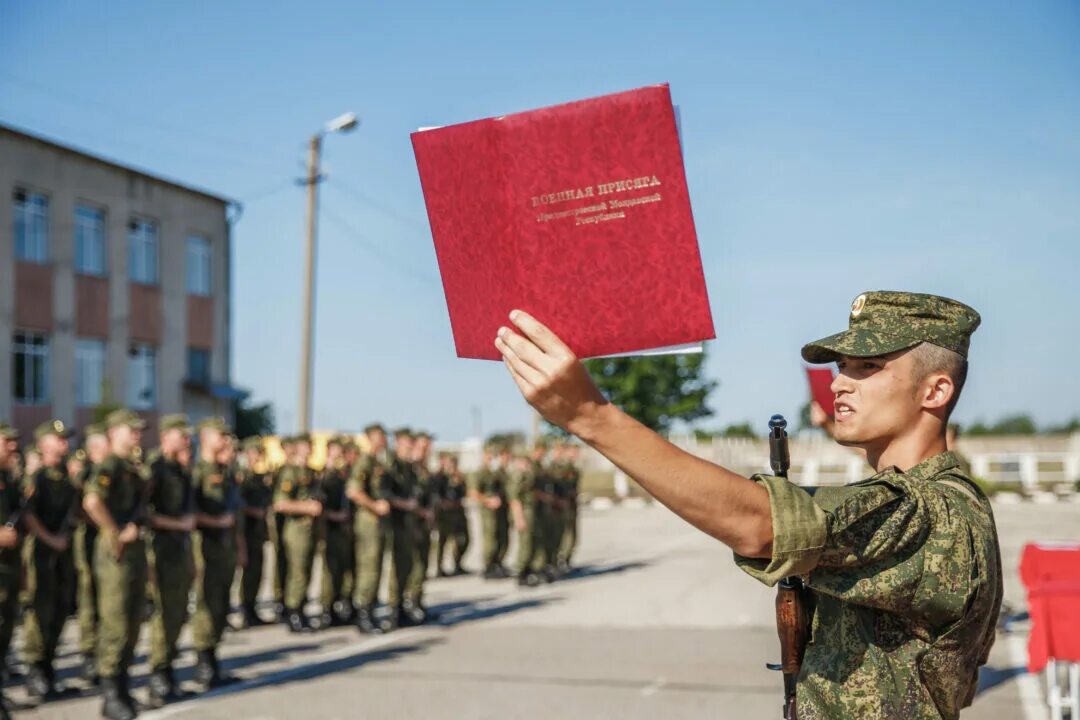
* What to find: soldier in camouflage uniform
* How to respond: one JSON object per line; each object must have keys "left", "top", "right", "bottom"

{"left": 238, "top": 436, "right": 273, "bottom": 627}
{"left": 340, "top": 439, "right": 361, "bottom": 607}
{"left": 191, "top": 417, "right": 242, "bottom": 689}
{"left": 494, "top": 294, "right": 1003, "bottom": 720}
{"left": 380, "top": 429, "right": 423, "bottom": 630}
{"left": 82, "top": 409, "right": 148, "bottom": 720}
{"left": 472, "top": 442, "right": 511, "bottom": 579}
{"left": 74, "top": 422, "right": 108, "bottom": 684}
{"left": 432, "top": 452, "right": 469, "bottom": 576}
{"left": 510, "top": 446, "right": 545, "bottom": 586}
{"left": 401, "top": 431, "right": 436, "bottom": 624}
{"left": 145, "top": 414, "right": 196, "bottom": 706}
{"left": 271, "top": 435, "right": 296, "bottom": 619}
{"left": 273, "top": 434, "right": 321, "bottom": 632}
{"left": 348, "top": 424, "right": 392, "bottom": 634}
{"left": 555, "top": 442, "right": 581, "bottom": 573}
{"left": 21, "top": 420, "right": 79, "bottom": 700}
{"left": 319, "top": 436, "right": 353, "bottom": 627}
{"left": 0, "top": 424, "right": 23, "bottom": 720}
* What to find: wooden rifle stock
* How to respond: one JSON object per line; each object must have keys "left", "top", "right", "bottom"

{"left": 766, "top": 415, "right": 809, "bottom": 720}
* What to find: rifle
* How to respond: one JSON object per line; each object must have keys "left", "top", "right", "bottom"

{"left": 765, "top": 415, "right": 810, "bottom": 720}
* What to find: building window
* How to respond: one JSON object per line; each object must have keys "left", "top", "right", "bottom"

{"left": 75, "top": 205, "right": 107, "bottom": 276}
{"left": 128, "top": 218, "right": 158, "bottom": 284}
{"left": 75, "top": 338, "right": 106, "bottom": 407}
{"left": 187, "top": 347, "right": 211, "bottom": 387}
{"left": 127, "top": 343, "right": 157, "bottom": 409}
{"left": 14, "top": 189, "right": 49, "bottom": 263}
{"left": 13, "top": 331, "right": 49, "bottom": 404}
{"left": 186, "top": 235, "right": 212, "bottom": 296}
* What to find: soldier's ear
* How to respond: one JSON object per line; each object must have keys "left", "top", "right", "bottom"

{"left": 921, "top": 372, "right": 955, "bottom": 413}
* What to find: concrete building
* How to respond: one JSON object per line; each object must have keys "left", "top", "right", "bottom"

{"left": 1, "top": 124, "right": 241, "bottom": 441}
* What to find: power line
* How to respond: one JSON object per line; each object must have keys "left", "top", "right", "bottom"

{"left": 319, "top": 206, "right": 441, "bottom": 289}
{"left": 325, "top": 178, "right": 431, "bottom": 237}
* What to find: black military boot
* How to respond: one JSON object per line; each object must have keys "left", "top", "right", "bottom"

{"left": 355, "top": 605, "right": 380, "bottom": 634}
{"left": 81, "top": 652, "right": 100, "bottom": 686}
{"left": 147, "top": 668, "right": 171, "bottom": 708}
{"left": 400, "top": 599, "right": 426, "bottom": 627}
{"left": 287, "top": 609, "right": 312, "bottom": 634}
{"left": 243, "top": 603, "right": 269, "bottom": 628}
{"left": 100, "top": 676, "right": 136, "bottom": 720}
{"left": 380, "top": 607, "right": 399, "bottom": 633}
{"left": 332, "top": 599, "right": 354, "bottom": 626}
{"left": 194, "top": 650, "right": 215, "bottom": 688}
{"left": 518, "top": 571, "right": 541, "bottom": 588}
{"left": 25, "top": 662, "right": 50, "bottom": 698}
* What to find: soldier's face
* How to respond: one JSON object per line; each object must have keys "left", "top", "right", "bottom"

{"left": 87, "top": 435, "right": 109, "bottom": 464}
{"left": 369, "top": 432, "right": 387, "bottom": 453}
{"left": 110, "top": 425, "right": 136, "bottom": 454}
{"left": 831, "top": 350, "right": 923, "bottom": 448}
{"left": 295, "top": 442, "right": 311, "bottom": 463}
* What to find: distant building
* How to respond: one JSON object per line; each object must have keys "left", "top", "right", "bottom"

{"left": 0, "top": 124, "right": 243, "bottom": 441}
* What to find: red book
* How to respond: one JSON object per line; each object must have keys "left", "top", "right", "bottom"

{"left": 411, "top": 84, "right": 715, "bottom": 360}
{"left": 806, "top": 367, "right": 836, "bottom": 418}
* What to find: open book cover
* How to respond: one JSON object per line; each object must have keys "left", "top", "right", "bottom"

{"left": 411, "top": 84, "right": 715, "bottom": 360}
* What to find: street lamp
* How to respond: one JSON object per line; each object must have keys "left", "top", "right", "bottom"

{"left": 298, "top": 111, "right": 359, "bottom": 433}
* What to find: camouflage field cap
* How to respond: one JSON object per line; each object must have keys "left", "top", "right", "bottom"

{"left": 392, "top": 427, "right": 413, "bottom": 439}
{"left": 159, "top": 413, "right": 193, "bottom": 434}
{"left": 293, "top": 432, "right": 312, "bottom": 445}
{"left": 196, "top": 416, "right": 230, "bottom": 434}
{"left": 801, "top": 291, "right": 981, "bottom": 364}
{"left": 414, "top": 431, "right": 432, "bottom": 442}
{"left": 106, "top": 409, "right": 146, "bottom": 430}
{"left": 363, "top": 423, "right": 387, "bottom": 435}
{"left": 84, "top": 422, "right": 107, "bottom": 438}
{"left": 326, "top": 435, "right": 346, "bottom": 449}
{"left": 35, "top": 419, "right": 74, "bottom": 441}
{"left": 0, "top": 423, "right": 19, "bottom": 441}
{"left": 241, "top": 436, "right": 264, "bottom": 452}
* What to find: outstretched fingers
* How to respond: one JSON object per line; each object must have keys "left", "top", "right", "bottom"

{"left": 509, "top": 310, "right": 573, "bottom": 358}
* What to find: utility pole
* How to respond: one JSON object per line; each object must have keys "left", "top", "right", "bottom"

{"left": 295, "top": 112, "right": 358, "bottom": 434}
{"left": 298, "top": 133, "right": 322, "bottom": 434}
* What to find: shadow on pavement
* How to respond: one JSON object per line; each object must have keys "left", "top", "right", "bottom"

{"left": 976, "top": 663, "right": 1027, "bottom": 695}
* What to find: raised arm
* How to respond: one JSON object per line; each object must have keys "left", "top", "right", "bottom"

{"left": 495, "top": 310, "right": 773, "bottom": 558}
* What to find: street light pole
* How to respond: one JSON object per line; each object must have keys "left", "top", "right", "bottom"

{"left": 298, "top": 132, "right": 322, "bottom": 434}
{"left": 297, "top": 112, "right": 358, "bottom": 434}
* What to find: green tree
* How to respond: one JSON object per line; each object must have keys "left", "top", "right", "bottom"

{"left": 720, "top": 422, "right": 758, "bottom": 439}
{"left": 581, "top": 350, "right": 717, "bottom": 435}
{"left": 486, "top": 431, "right": 526, "bottom": 450}
{"left": 1048, "top": 417, "right": 1080, "bottom": 434}
{"left": 234, "top": 398, "right": 274, "bottom": 439}
{"left": 966, "top": 414, "right": 1038, "bottom": 436}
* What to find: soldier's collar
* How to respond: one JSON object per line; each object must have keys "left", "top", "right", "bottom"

{"left": 898, "top": 451, "right": 961, "bottom": 481}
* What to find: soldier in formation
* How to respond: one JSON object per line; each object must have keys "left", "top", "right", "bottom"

{"left": 0, "top": 411, "right": 584, "bottom": 717}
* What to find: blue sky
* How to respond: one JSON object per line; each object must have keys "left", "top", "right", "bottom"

{"left": 3, "top": 1, "right": 1078, "bottom": 439}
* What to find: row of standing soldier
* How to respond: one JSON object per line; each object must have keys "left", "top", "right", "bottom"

{"left": 0, "top": 414, "right": 582, "bottom": 720}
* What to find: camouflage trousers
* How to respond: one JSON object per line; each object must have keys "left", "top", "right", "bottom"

{"left": 283, "top": 517, "right": 316, "bottom": 611}
{"left": 74, "top": 525, "right": 99, "bottom": 656}
{"left": 386, "top": 514, "right": 417, "bottom": 608}
{"left": 404, "top": 517, "right": 434, "bottom": 604}
{"left": 94, "top": 537, "right": 147, "bottom": 679}
{"left": 22, "top": 540, "right": 76, "bottom": 665}
{"left": 241, "top": 522, "right": 268, "bottom": 608}
{"left": 481, "top": 506, "right": 509, "bottom": 568}
{"left": 320, "top": 520, "right": 351, "bottom": 609}
{"left": 0, "top": 557, "right": 19, "bottom": 664}
{"left": 148, "top": 533, "right": 193, "bottom": 670}
{"left": 272, "top": 512, "right": 288, "bottom": 604}
{"left": 558, "top": 503, "right": 578, "bottom": 565}
{"left": 192, "top": 531, "right": 235, "bottom": 651}
{"left": 353, "top": 510, "right": 387, "bottom": 608}
{"left": 435, "top": 508, "right": 469, "bottom": 573}
{"left": 513, "top": 505, "right": 545, "bottom": 576}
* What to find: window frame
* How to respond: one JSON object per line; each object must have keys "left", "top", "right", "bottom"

{"left": 75, "top": 338, "right": 106, "bottom": 407}
{"left": 13, "top": 330, "right": 50, "bottom": 405}
{"left": 186, "top": 234, "right": 212, "bottom": 296}
{"left": 126, "top": 343, "right": 158, "bottom": 410}
{"left": 13, "top": 188, "right": 50, "bottom": 264}
{"left": 127, "top": 217, "right": 159, "bottom": 285}
{"left": 74, "top": 203, "right": 107, "bottom": 276}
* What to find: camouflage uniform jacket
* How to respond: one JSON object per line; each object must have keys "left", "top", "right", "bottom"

{"left": 735, "top": 451, "right": 1002, "bottom": 720}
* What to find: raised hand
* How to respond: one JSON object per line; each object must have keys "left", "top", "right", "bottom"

{"left": 494, "top": 310, "right": 607, "bottom": 436}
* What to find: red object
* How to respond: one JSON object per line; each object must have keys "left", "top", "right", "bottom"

{"left": 806, "top": 367, "right": 836, "bottom": 417}
{"left": 1019, "top": 542, "right": 1080, "bottom": 672}
{"left": 411, "top": 84, "right": 715, "bottom": 360}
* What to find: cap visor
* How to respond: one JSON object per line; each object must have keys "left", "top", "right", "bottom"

{"left": 801, "top": 329, "right": 921, "bottom": 364}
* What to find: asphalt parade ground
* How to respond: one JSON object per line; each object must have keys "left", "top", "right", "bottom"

{"left": 10, "top": 500, "right": 1079, "bottom": 719}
